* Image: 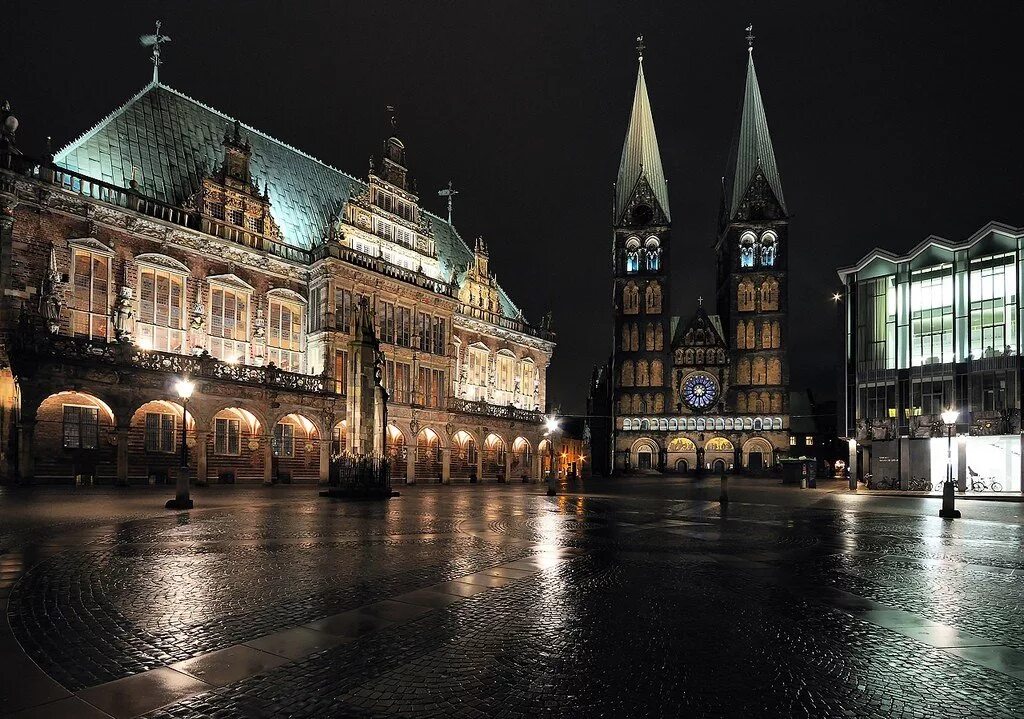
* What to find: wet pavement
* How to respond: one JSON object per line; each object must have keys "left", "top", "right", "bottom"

{"left": 1, "top": 477, "right": 1023, "bottom": 718}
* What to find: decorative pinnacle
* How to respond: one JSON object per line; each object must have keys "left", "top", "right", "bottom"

{"left": 636, "top": 35, "right": 645, "bottom": 62}
{"left": 745, "top": 24, "right": 754, "bottom": 51}
{"left": 139, "top": 20, "right": 171, "bottom": 84}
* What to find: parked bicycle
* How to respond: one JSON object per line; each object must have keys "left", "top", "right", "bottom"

{"left": 868, "top": 475, "right": 898, "bottom": 490}
{"left": 968, "top": 467, "right": 1003, "bottom": 492}
{"left": 907, "top": 475, "right": 930, "bottom": 491}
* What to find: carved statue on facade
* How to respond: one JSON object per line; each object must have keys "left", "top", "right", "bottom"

{"left": 39, "top": 246, "right": 65, "bottom": 335}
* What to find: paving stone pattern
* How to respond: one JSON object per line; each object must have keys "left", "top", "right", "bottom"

{"left": 2, "top": 480, "right": 1024, "bottom": 717}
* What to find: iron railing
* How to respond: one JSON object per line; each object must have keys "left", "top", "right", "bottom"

{"left": 447, "top": 396, "right": 544, "bottom": 423}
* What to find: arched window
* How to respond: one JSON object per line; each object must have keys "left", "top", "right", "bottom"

{"left": 767, "top": 358, "right": 782, "bottom": 384}
{"left": 736, "top": 321, "right": 746, "bottom": 349}
{"left": 653, "top": 393, "right": 665, "bottom": 413}
{"left": 717, "top": 349, "right": 725, "bottom": 363}
{"left": 736, "top": 393, "right": 747, "bottom": 413}
{"left": 645, "top": 282, "right": 662, "bottom": 313}
{"left": 622, "top": 418, "right": 632, "bottom": 431}
{"left": 752, "top": 357, "right": 767, "bottom": 385}
{"left": 760, "top": 231, "right": 777, "bottom": 267}
{"left": 631, "top": 394, "right": 643, "bottom": 413}
{"left": 761, "top": 322, "right": 771, "bottom": 349}
{"left": 651, "top": 360, "right": 664, "bottom": 387}
{"left": 737, "top": 359, "right": 751, "bottom": 384}
{"left": 630, "top": 324, "right": 639, "bottom": 351}
{"left": 621, "top": 360, "right": 634, "bottom": 387}
{"left": 745, "top": 322, "right": 755, "bottom": 349}
{"left": 738, "top": 280, "right": 756, "bottom": 311}
{"left": 760, "top": 391, "right": 771, "bottom": 412}
{"left": 636, "top": 360, "right": 649, "bottom": 386}
{"left": 655, "top": 324, "right": 664, "bottom": 350}
{"left": 695, "top": 348, "right": 705, "bottom": 364}
{"left": 645, "top": 323, "right": 655, "bottom": 351}
{"left": 770, "top": 392, "right": 783, "bottom": 412}
{"left": 684, "top": 348, "right": 694, "bottom": 364}
{"left": 623, "top": 282, "right": 639, "bottom": 314}
{"left": 760, "top": 278, "right": 779, "bottom": 311}
{"left": 621, "top": 325, "right": 630, "bottom": 351}
{"left": 771, "top": 321, "right": 781, "bottom": 348}
{"left": 645, "top": 237, "right": 661, "bottom": 272}
{"left": 739, "top": 231, "right": 756, "bottom": 268}
{"left": 625, "top": 237, "right": 641, "bottom": 274}
{"left": 753, "top": 392, "right": 766, "bottom": 413}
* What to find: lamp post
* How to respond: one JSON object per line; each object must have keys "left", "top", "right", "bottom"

{"left": 938, "top": 408, "right": 961, "bottom": 519}
{"left": 544, "top": 415, "right": 560, "bottom": 496}
{"left": 166, "top": 378, "right": 195, "bottom": 509}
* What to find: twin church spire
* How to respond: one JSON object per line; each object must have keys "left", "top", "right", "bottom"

{"left": 614, "top": 37, "right": 671, "bottom": 225}
{"left": 614, "top": 31, "right": 786, "bottom": 226}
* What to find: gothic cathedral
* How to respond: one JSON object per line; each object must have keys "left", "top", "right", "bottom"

{"left": 592, "top": 35, "right": 791, "bottom": 475}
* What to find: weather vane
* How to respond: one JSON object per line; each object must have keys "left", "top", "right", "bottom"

{"left": 745, "top": 24, "right": 754, "bottom": 51}
{"left": 636, "top": 35, "right": 645, "bottom": 62}
{"left": 140, "top": 20, "right": 171, "bottom": 84}
{"left": 438, "top": 180, "right": 459, "bottom": 224}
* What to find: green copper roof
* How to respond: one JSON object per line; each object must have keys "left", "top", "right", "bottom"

{"left": 615, "top": 61, "right": 670, "bottom": 222}
{"left": 54, "top": 82, "right": 525, "bottom": 321}
{"left": 723, "top": 51, "right": 787, "bottom": 219}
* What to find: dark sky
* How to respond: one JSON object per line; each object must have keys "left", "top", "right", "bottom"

{"left": 7, "top": 1, "right": 1024, "bottom": 414}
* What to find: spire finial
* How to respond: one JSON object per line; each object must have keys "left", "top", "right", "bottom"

{"left": 636, "top": 35, "right": 645, "bottom": 62}
{"left": 745, "top": 24, "right": 754, "bottom": 52}
{"left": 698, "top": 295, "right": 704, "bottom": 307}
{"left": 139, "top": 20, "right": 171, "bottom": 84}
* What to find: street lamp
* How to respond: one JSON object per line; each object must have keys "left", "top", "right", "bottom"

{"left": 939, "top": 408, "right": 961, "bottom": 519}
{"left": 166, "top": 378, "right": 195, "bottom": 509}
{"left": 544, "top": 415, "right": 560, "bottom": 496}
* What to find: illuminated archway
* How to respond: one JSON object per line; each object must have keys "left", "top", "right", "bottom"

{"left": 415, "top": 427, "right": 443, "bottom": 483}
{"left": 511, "top": 437, "right": 533, "bottom": 479}
{"left": 34, "top": 391, "right": 117, "bottom": 483}
{"left": 482, "top": 433, "right": 507, "bottom": 479}
{"left": 450, "top": 430, "right": 478, "bottom": 480}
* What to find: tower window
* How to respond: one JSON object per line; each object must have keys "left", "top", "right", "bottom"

{"left": 625, "top": 237, "right": 641, "bottom": 274}
{"left": 645, "top": 237, "right": 661, "bottom": 271}
{"left": 760, "top": 231, "right": 777, "bottom": 267}
{"left": 739, "top": 232, "right": 756, "bottom": 268}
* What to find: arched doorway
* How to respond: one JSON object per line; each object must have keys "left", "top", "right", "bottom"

{"left": 538, "top": 439, "right": 553, "bottom": 476}
{"left": 743, "top": 438, "right": 773, "bottom": 473}
{"left": 482, "top": 433, "right": 507, "bottom": 480}
{"left": 631, "top": 438, "right": 660, "bottom": 472}
{"left": 271, "top": 413, "right": 321, "bottom": 482}
{"left": 415, "top": 428, "right": 443, "bottom": 483}
{"left": 34, "top": 391, "right": 117, "bottom": 483}
{"left": 450, "top": 430, "right": 477, "bottom": 480}
{"left": 511, "top": 437, "right": 532, "bottom": 481}
{"left": 704, "top": 437, "right": 735, "bottom": 474}
{"left": 386, "top": 424, "right": 407, "bottom": 481}
{"left": 208, "top": 407, "right": 262, "bottom": 482}
{"left": 667, "top": 437, "right": 697, "bottom": 475}
{"left": 128, "top": 399, "right": 191, "bottom": 485}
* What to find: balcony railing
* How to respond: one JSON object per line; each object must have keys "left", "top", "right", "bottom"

{"left": 448, "top": 396, "right": 544, "bottom": 424}
{"left": 311, "top": 243, "right": 454, "bottom": 295}
{"left": 457, "top": 303, "right": 555, "bottom": 342}
{"left": 17, "top": 332, "right": 334, "bottom": 395}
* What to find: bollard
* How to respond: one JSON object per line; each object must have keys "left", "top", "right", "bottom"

{"left": 719, "top": 472, "right": 728, "bottom": 504}
{"left": 938, "top": 480, "right": 961, "bottom": 519}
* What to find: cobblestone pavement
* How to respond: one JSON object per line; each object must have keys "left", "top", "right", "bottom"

{"left": 2, "top": 478, "right": 1023, "bottom": 717}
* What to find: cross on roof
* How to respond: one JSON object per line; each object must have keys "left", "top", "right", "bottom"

{"left": 698, "top": 295, "right": 704, "bottom": 306}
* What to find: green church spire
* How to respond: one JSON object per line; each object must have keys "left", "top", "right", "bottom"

{"left": 615, "top": 37, "right": 670, "bottom": 224}
{"left": 723, "top": 33, "right": 787, "bottom": 221}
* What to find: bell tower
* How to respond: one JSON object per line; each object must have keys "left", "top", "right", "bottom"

{"left": 716, "top": 28, "right": 790, "bottom": 442}
{"left": 611, "top": 38, "right": 672, "bottom": 471}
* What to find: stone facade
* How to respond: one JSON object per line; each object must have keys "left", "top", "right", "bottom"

{"left": 0, "top": 86, "right": 555, "bottom": 486}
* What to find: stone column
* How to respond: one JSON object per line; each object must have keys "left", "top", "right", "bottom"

{"left": 442, "top": 446, "right": 451, "bottom": 484}
{"left": 532, "top": 449, "right": 541, "bottom": 483}
{"left": 195, "top": 430, "right": 209, "bottom": 486}
{"left": 17, "top": 419, "right": 36, "bottom": 484}
{"left": 956, "top": 434, "right": 967, "bottom": 492}
{"left": 504, "top": 446, "right": 512, "bottom": 482}
{"left": 406, "top": 447, "right": 416, "bottom": 485}
{"left": 115, "top": 426, "right": 130, "bottom": 486}
{"left": 319, "top": 439, "right": 330, "bottom": 485}
{"left": 263, "top": 440, "right": 273, "bottom": 485}
{"left": 476, "top": 443, "right": 484, "bottom": 482}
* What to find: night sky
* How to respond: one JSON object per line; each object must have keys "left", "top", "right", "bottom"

{"left": 7, "top": 1, "right": 1024, "bottom": 414}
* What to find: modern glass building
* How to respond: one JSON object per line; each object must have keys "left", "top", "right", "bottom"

{"left": 837, "top": 222, "right": 1023, "bottom": 494}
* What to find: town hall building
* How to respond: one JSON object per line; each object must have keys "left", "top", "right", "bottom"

{"left": 590, "top": 34, "right": 791, "bottom": 475}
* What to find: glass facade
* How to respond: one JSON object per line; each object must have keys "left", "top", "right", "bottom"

{"left": 843, "top": 229, "right": 1024, "bottom": 494}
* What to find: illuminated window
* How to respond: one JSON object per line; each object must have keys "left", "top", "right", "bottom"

{"left": 273, "top": 422, "right": 295, "bottom": 458}
{"left": 267, "top": 296, "right": 304, "bottom": 372}
{"left": 137, "top": 265, "right": 185, "bottom": 353}
{"left": 739, "top": 232, "right": 756, "bottom": 268}
{"left": 760, "top": 231, "right": 777, "bottom": 267}
{"left": 208, "top": 284, "right": 250, "bottom": 363}
{"left": 70, "top": 249, "right": 111, "bottom": 340}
